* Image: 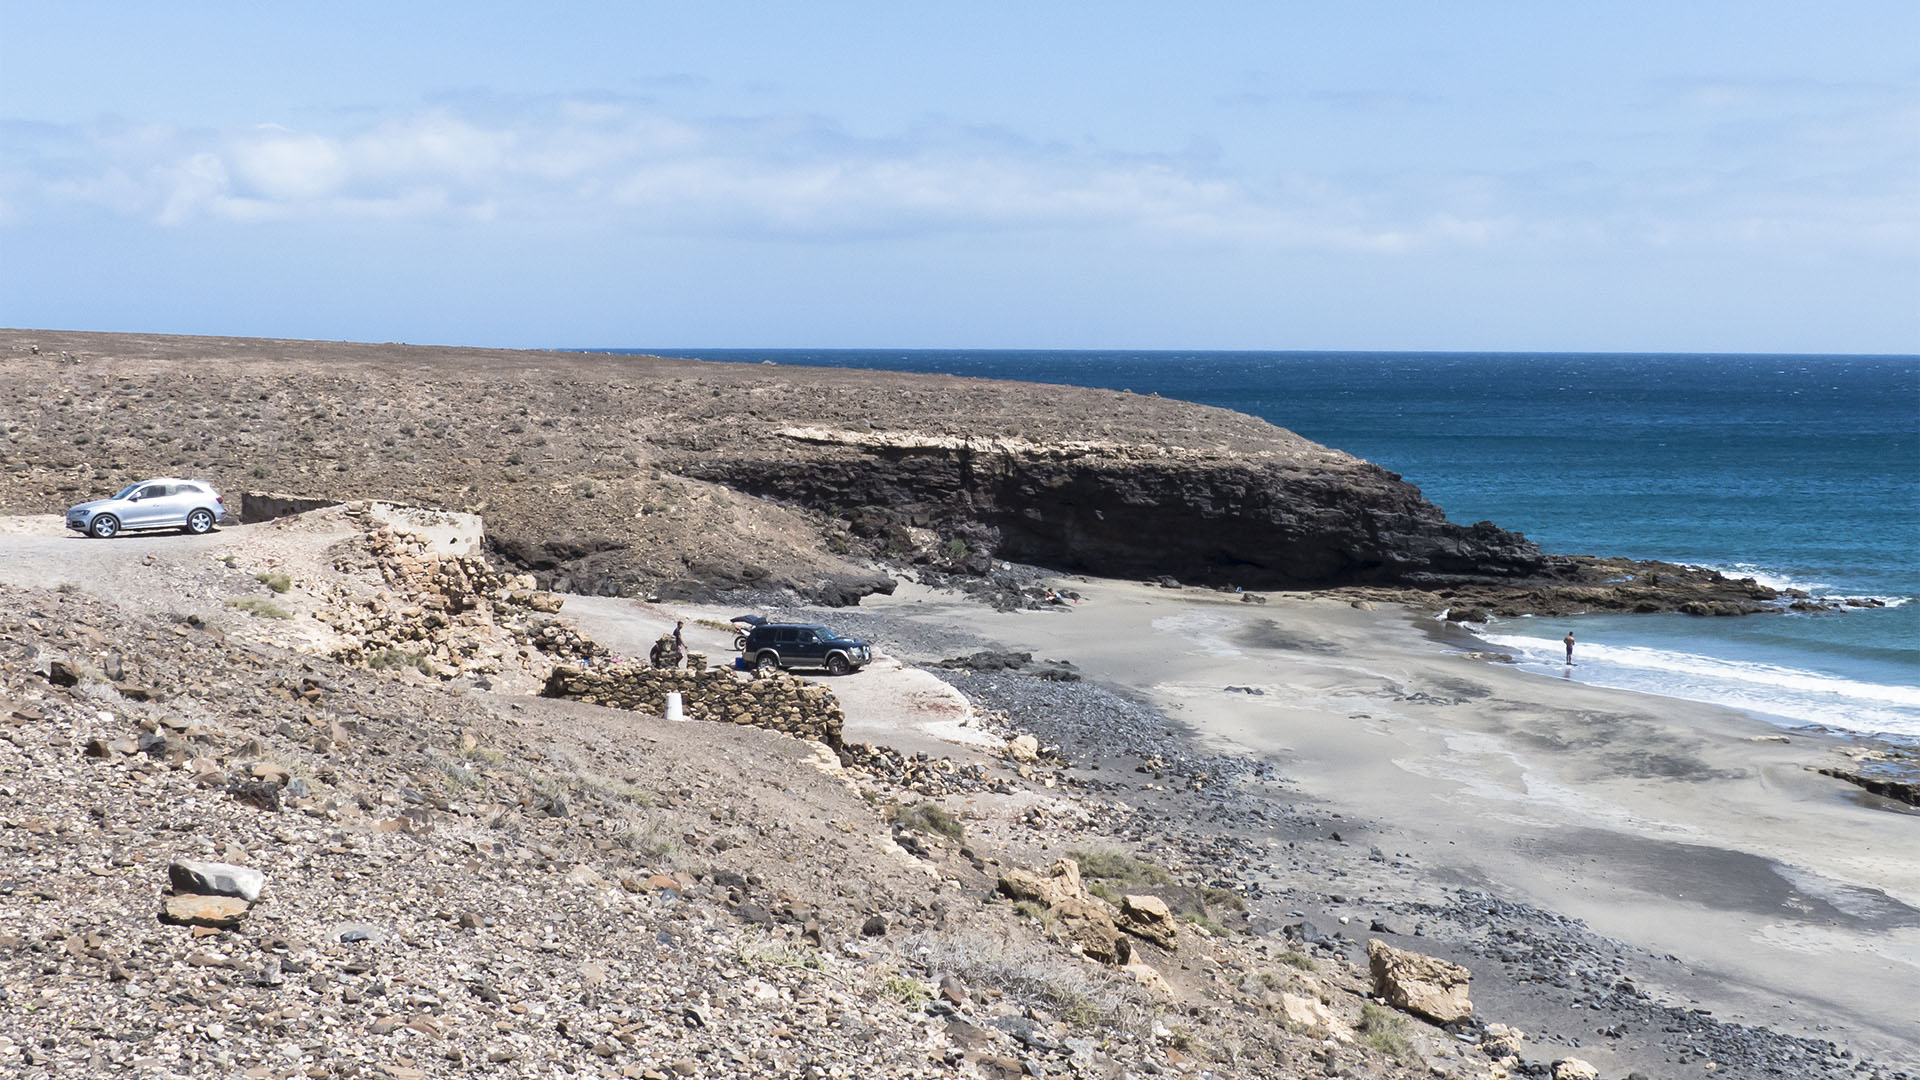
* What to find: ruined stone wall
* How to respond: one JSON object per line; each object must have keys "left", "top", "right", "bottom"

{"left": 322, "top": 511, "right": 593, "bottom": 677}
{"left": 239, "top": 491, "right": 339, "bottom": 524}
{"left": 541, "top": 665, "right": 845, "bottom": 745}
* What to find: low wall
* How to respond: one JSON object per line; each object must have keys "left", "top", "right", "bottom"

{"left": 238, "top": 491, "right": 339, "bottom": 524}
{"left": 541, "top": 664, "right": 845, "bottom": 745}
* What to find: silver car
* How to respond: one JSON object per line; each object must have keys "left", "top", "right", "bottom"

{"left": 66, "top": 478, "right": 228, "bottom": 539}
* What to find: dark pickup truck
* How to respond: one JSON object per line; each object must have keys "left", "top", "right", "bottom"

{"left": 739, "top": 622, "right": 873, "bottom": 675}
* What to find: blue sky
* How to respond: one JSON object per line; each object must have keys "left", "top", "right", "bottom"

{"left": 3, "top": 2, "right": 1915, "bottom": 352}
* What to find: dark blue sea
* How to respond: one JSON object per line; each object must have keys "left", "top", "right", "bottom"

{"left": 605, "top": 349, "right": 1920, "bottom": 740}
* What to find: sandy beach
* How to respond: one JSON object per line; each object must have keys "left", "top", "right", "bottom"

{"left": 819, "top": 578, "right": 1920, "bottom": 1065}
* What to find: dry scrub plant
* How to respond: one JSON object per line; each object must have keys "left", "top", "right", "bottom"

{"left": 907, "top": 930, "right": 1146, "bottom": 1033}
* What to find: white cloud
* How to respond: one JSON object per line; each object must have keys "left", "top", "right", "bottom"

{"left": 231, "top": 128, "right": 348, "bottom": 200}
{"left": 3, "top": 95, "right": 1912, "bottom": 262}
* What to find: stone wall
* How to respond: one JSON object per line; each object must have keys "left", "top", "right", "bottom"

{"left": 541, "top": 664, "right": 845, "bottom": 746}
{"left": 239, "top": 491, "right": 339, "bottom": 524}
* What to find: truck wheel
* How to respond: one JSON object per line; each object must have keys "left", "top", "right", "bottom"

{"left": 826, "top": 654, "right": 851, "bottom": 676}
{"left": 755, "top": 652, "right": 780, "bottom": 673}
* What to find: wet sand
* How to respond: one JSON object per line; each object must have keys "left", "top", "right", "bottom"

{"left": 857, "top": 577, "right": 1920, "bottom": 1065}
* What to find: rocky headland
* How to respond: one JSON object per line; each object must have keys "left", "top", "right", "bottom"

{"left": 0, "top": 329, "right": 1800, "bottom": 616}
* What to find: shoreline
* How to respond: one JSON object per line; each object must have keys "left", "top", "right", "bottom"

{"left": 2, "top": 506, "right": 1915, "bottom": 1075}
{"left": 1443, "top": 604, "right": 1920, "bottom": 749}
{"left": 1423, "top": 615, "right": 1920, "bottom": 763}
{"left": 826, "top": 576, "right": 1920, "bottom": 1068}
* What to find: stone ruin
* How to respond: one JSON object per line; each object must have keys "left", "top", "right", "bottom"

{"left": 320, "top": 503, "right": 598, "bottom": 679}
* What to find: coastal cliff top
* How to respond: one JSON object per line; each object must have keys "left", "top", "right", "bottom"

{"left": 0, "top": 328, "right": 1338, "bottom": 460}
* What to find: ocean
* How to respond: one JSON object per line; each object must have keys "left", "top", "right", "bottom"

{"left": 606, "top": 348, "right": 1920, "bottom": 742}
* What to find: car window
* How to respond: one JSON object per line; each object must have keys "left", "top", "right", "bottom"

{"left": 113, "top": 483, "right": 142, "bottom": 499}
{"left": 798, "top": 630, "right": 817, "bottom": 644}
{"left": 178, "top": 483, "right": 203, "bottom": 495}
{"left": 775, "top": 628, "right": 798, "bottom": 644}
{"left": 138, "top": 485, "right": 168, "bottom": 499}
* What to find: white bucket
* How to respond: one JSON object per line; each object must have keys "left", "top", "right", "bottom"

{"left": 664, "top": 691, "right": 684, "bottom": 722}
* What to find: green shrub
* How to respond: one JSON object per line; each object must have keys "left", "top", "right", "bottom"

{"left": 367, "top": 648, "right": 432, "bottom": 674}
{"left": 1069, "top": 849, "right": 1170, "bottom": 886}
{"left": 889, "top": 800, "right": 964, "bottom": 842}
{"left": 1181, "top": 909, "right": 1232, "bottom": 937}
{"left": 1275, "top": 950, "right": 1316, "bottom": 971}
{"left": 1012, "top": 900, "right": 1056, "bottom": 926}
{"left": 1200, "top": 886, "right": 1248, "bottom": 913}
{"left": 875, "top": 973, "right": 930, "bottom": 1008}
{"left": 224, "top": 596, "right": 290, "bottom": 619}
{"left": 254, "top": 571, "right": 291, "bottom": 593}
{"left": 1357, "top": 1003, "right": 1414, "bottom": 1061}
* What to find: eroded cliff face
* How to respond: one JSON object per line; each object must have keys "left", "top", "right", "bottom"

{"left": 672, "top": 428, "right": 1551, "bottom": 590}
{"left": 0, "top": 331, "right": 1781, "bottom": 612}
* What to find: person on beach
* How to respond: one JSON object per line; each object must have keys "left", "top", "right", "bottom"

{"left": 1563, "top": 632, "right": 1575, "bottom": 664}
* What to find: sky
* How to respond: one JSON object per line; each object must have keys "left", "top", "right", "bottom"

{"left": 2, "top": 2, "right": 1916, "bottom": 352}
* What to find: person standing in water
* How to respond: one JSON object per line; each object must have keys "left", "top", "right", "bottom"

{"left": 1563, "top": 632, "right": 1575, "bottom": 664}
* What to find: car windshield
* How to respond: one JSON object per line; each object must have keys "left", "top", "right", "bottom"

{"left": 112, "top": 483, "right": 143, "bottom": 499}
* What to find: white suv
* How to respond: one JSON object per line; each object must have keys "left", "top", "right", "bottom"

{"left": 66, "top": 478, "right": 228, "bottom": 539}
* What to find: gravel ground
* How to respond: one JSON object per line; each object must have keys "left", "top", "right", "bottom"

{"left": 769, "top": 587, "right": 1920, "bottom": 1080}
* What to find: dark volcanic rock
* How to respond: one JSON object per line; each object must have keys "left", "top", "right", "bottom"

{"left": 678, "top": 429, "right": 1552, "bottom": 591}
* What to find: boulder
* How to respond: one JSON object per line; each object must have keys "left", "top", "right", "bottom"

{"left": 1480, "top": 1023, "right": 1525, "bottom": 1060}
{"left": 1006, "top": 735, "right": 1040, "bottom": 762}
{"left": 1552, "top": 1059, "right": 1599, "bottom": 1080}
{"left": 1123, "top": 960, "right": 1172, "bottom": 995}
{"left": 997, "top": 859, "right": 1087, "bottom": 908}
{"left": 1279, "top": 993, "right": 1352, "bottom": 1042}
{"left": 1367, "top": 939, "right": 1472, "bottom": 1023}
{"left": 1052, "top": 897, "right": 1125, "bottom": 964}
{"left": 1118, "top": 894, "right": 1178, "bottom": 950}
{"left": 168, "top": 860, "right": 266, "bottom": 903}
{"left": 161, "top": 894, "right": 250, "bottom": 929}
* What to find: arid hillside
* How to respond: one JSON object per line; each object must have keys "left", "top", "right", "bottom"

{"left": 0, "top": 329, "right": 1782, "bottom": 615}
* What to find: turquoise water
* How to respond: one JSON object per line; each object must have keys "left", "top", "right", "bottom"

{"left": 607, "top": 348, "right": 1920, "bottom": 739}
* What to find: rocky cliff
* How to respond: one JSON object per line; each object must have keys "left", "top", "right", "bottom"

{"left": 675, "top": 427, "right": 1550, "bottom": 589}
{"left": 0, "top": 330, "right": 1785, "bottom": 613}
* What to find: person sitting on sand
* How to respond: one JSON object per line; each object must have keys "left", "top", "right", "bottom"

{"left": 1563, "top": 632, "right": 1575, "bottom": 664}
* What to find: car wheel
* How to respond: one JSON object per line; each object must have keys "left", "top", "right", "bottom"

{"left": 733, "top": 633, "right": 750, "bottom": 650}
{"left": 184, "top": 509, "right": 215, "bottom": 534}
{"left": 826, "top": 654, "right": 851, "bottom": 676}
{"left": 754, "top": 652, "right": 781, "bottom": 673}
{"left": 88, "top": 514, "right": 119, "bottom": 539}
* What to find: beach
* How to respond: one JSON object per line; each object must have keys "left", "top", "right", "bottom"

{"left": 803, "top": 577, "right": 1920, "bottom": 1066}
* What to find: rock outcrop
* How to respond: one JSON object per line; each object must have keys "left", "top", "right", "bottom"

{"left": 1817, "top": 746, "right": 1920, "bottom": 807}
{"left": 1367, "top": 939, "right": 1474, "bottom": 1023}
{"left": 677, "top": 427, "right": 1553, "bottom": 591}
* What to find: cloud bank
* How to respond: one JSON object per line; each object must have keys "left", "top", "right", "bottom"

{"left": 6, "top": 91, "right": 1911, "bottom": 260}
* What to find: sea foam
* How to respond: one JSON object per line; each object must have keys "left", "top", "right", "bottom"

{"left": 1474, "top": 629, "right": 1920, "bottom": 739}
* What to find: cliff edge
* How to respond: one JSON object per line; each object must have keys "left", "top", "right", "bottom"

{"left": 0, "top": 329, "right": 1778, "bottom": 614}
